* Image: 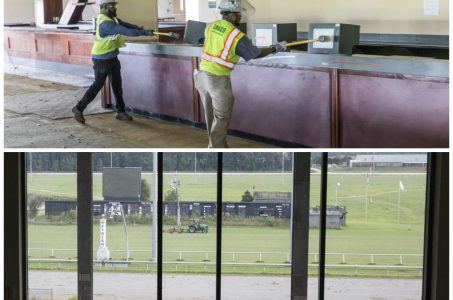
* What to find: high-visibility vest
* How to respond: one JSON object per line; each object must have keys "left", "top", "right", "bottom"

{"left": 200, "top": 20, "right": 245, "bottom": 76}
{"left": 91, "top": 13, "right": 126, "bottom": 56}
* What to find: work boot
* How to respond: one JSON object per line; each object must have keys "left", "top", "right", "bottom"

{"left": 72, "top": 106, "right": 85, "bottom": 124}
{"left": 115, "top": 111, "right": 133, "bottom": 121}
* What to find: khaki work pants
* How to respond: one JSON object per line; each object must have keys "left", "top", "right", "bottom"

{"left": 194, "top": 70, "right": 235, "bottom": 148}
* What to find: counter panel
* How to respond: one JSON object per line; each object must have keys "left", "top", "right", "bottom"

{"left": 338, "top": 71, "right": 449, "bottom": 148}
{"left": 118, "top": 53, "right": 196, "bottom": 122}
{"left": 229, "top": 65, "right": 332, "bottom": 147}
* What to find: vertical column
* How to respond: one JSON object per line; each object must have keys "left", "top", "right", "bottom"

{"left": 291, "top": 153, "right": 311, "bottom": 300}
{"left": 216, "top": 152, "right": 223, "bottom": 300}
{"left": 318, "top": 153, "right": 328, "bottom": 300}
{"left": 422, "top": 153, "right": 449, "bottom": 300}
{"left": 4, "top": 153, "right": 27, "bottom": 300}
{"left": 77, "top": 153, "right": 93, "bottom": 300}
{"left": 157, "top": 153, "right": 164, "bottom": 300}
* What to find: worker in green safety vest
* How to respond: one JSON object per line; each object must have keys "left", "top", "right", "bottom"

{"left": 194, "top": 0, "right": 287, "bottom": 148}
{"left": 72, "top": 0, "right": 154, "bottom": 124}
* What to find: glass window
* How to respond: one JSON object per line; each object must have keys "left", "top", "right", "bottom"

{"left": 91, "top": 153, "right": 157, "bottom": 299}
{"left": 163, "top": 153, "right": 217, "bottom": 300}
{"left": 324, "top": 153, "right": 427, "bottom": 299}
{"left": 222, "top": 153, "right": 293, "bottom": 300}
{"left": 27, "top": 152, "right": 78, "bottom": 300}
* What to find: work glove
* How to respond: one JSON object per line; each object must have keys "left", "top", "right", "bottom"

{"left": 274, "top": 41, "right": 287, "bottom": 52}
{"left": 144, "top": 29, "right": 155, "bottom": 36}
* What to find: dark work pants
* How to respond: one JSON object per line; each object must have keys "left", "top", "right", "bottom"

{"left": 76, "top": 57, "right": 125, "bottom": 113}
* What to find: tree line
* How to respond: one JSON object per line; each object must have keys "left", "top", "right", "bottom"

{"left": 26, "top": 153, "right": 296, "bottom": 172}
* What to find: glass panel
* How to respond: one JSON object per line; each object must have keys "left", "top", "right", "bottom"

{"left": 325, "top": 153, "right": 427, "bottom": 299}
{"left": 163, "top": 153, "right": 217, "bottom": 300}
{"left": 222, "top": 153, "right": 293, "bottom": 300}
{"left": 27, "top": 152, "right": 78, "bottom": 300}
{"left": 92, "top": 153, "right": 157, "bottom": 300}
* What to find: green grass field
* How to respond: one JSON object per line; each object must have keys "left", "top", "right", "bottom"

{"left": 27, "top": 171, "right": 427, "bottom": 277}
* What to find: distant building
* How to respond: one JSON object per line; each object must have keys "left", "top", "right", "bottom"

{"left": 253, "top": 191, "right": 291, "bottom": 203}
{"left": 349, "top": 154, "right": 427, "bottom": 168}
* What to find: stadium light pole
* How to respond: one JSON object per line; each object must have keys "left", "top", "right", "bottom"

{"left": 398, "top": 180, "right": 405, "bottom": 224}
{"left": 365, "top": 173, "right": 370, "bottom": 222}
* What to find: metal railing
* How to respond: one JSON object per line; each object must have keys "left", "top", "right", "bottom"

{"left": 28, "top": 258, "right": 423, "bottom": 276}
{"left": 28, "top": 248, "right": 422, "bottom": 266}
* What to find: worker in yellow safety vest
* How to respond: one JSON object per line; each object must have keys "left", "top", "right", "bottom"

{"left": 194, "top": 0, "right": 287, "bottom": 148}
{"left": 72, "top": 0, "right": 154, "bottom": 124}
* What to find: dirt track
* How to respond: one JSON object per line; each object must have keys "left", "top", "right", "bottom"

{"left": 29, "top": 271, "right": 421, "bottom": 300}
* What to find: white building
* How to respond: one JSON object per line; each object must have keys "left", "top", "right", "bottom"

{"left": 350, "top": 154, "right": 427, "bottom": 168}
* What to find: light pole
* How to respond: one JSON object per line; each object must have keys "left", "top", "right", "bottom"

{"left": 171, "top": 178, "right": 181, "bottom": 226}
{"left": 335, "top": 180, "right": 341, "bottom": 206}
{"left": 108, "top": 202, "right": 129, "bottom": 261}
{"left": 398, "top": 180, "right": 405, "bottom": 224}
{"left": 365, "top": 173, "right": 370, "bottom": 222}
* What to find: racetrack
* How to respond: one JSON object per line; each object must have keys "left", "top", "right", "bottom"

{"left": 29, "top": 270, "right": 421, "bottom": 300}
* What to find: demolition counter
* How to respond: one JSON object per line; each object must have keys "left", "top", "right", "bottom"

{"left": 111, "top": 42, "right": 448, "bottom": 148}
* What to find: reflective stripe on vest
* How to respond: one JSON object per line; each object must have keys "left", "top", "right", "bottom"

{"left": 220, "top": 28, "right": 242, "bottom": 61}
{"left": 201, "top": 51, "right": 235, "bottom": 70}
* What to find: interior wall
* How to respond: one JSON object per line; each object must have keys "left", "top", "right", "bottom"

{"left": 4, "top": 0, "right": 35, "bottom": 24}
{"left": 187, "top": 0, "right": 449, "bottom": 35}
{"left": 5, "top": 0, "right": 157, "bottom": 29}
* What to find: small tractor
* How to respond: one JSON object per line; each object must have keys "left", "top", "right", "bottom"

{"left": 188, "top": 219, "right": 209, "bottom": 233}
{"left": 167, "top": 219, "right": 209, "bottom": 234}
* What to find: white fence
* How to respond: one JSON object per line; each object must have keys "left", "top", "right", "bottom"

{"left": 28, "top": 248, "right": 422, "bottom": 266}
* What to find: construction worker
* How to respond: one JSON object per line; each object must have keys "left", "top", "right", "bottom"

{"left": 194, "top": 0, "right": 287, "bottom": 148}
{"left": 72, "top": 0, "right": 154, "bottom": 124}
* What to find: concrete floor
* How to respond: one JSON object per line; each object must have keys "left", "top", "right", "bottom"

{"left": 4, "top": 73, "right": 274, "bottom": 149}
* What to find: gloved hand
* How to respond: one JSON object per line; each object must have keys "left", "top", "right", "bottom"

{"left": 143, "top": 29, "right": 155, "bottom": 36}
{"left": 274, "top": 41, "right": 287, "bottom": 53}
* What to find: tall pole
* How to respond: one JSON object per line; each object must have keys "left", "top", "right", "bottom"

{"left": 176, "top": 186, "right": 180, "bottom": 226}
{"left": 195, "top": 153, "right": 197, "bottom": 174}
{"left": 152, "top": 153, "right": 158, "bottom": 262}
{"left": 282, "top": 152, "right": 285, "bottom": 184}
{"left": 120, "top": 205, "right": 129, "bottom": 261}
{"left": 29, "top": 152, "right": 32, "bottom": 183}
{"left": 365, "top": 174, "right": 369, "bottom": 222}
{"left": 397, "top": 183, "right": 401, "bottom": 224}
{"left": 110, "top": 152, "right": 113, "bottom": 168}
{"left": 335, "top": 183, "right": 338, "bottom": 207}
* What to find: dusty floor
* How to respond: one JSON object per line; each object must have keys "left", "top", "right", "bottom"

{"left": 29, "top": 270, "right": 421, "bottom": 300}
{"left": 4, "top": 73, "right": 274, "bottom": 148}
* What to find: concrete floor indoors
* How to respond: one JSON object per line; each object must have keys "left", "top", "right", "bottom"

{"left": 4, "top": 65, "right": 273, "bottom": 148}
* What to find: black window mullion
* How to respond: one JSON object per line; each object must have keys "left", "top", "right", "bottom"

{"left": 157, "top": 152, "right": 163, "bottom": 300}
{"left": 216, "top": 152, "right": 223, "bottom": 300}
{"left": 77, "top": 153, "right": 93, "bottom": 300}
{"left": 318, "top": 153, "right": 328, "bottom": 300}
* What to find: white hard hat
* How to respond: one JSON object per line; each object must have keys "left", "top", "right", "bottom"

{"left": 97, "top": 0, "right": 118, "bottom": 5}
{"left": 218, "top": 0, "right": 242, "bottom": 13}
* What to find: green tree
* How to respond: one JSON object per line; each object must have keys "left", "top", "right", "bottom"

{"left": 28, "top": 195, "right": 44, "bottom": 218}
{"left": 241, "top": 190, "right": 254, "bottom": 202}
{"left": 141, "top": 179, "right": 151, "bottom": 201}
{"left": 165, "top": 189, "right": 178, "bottom": 201}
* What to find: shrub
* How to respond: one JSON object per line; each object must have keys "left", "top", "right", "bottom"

{"left": 28, "top": 195, "right": 44, "bottom": 218}
{"left": 164, "top": 189, "right": 178, "bottom": 201}
{"left": 141, "top": 179, "right": 151, "bottom": 201}
{"left": 241, "top": 190, "right": 254, "bottom": 202}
